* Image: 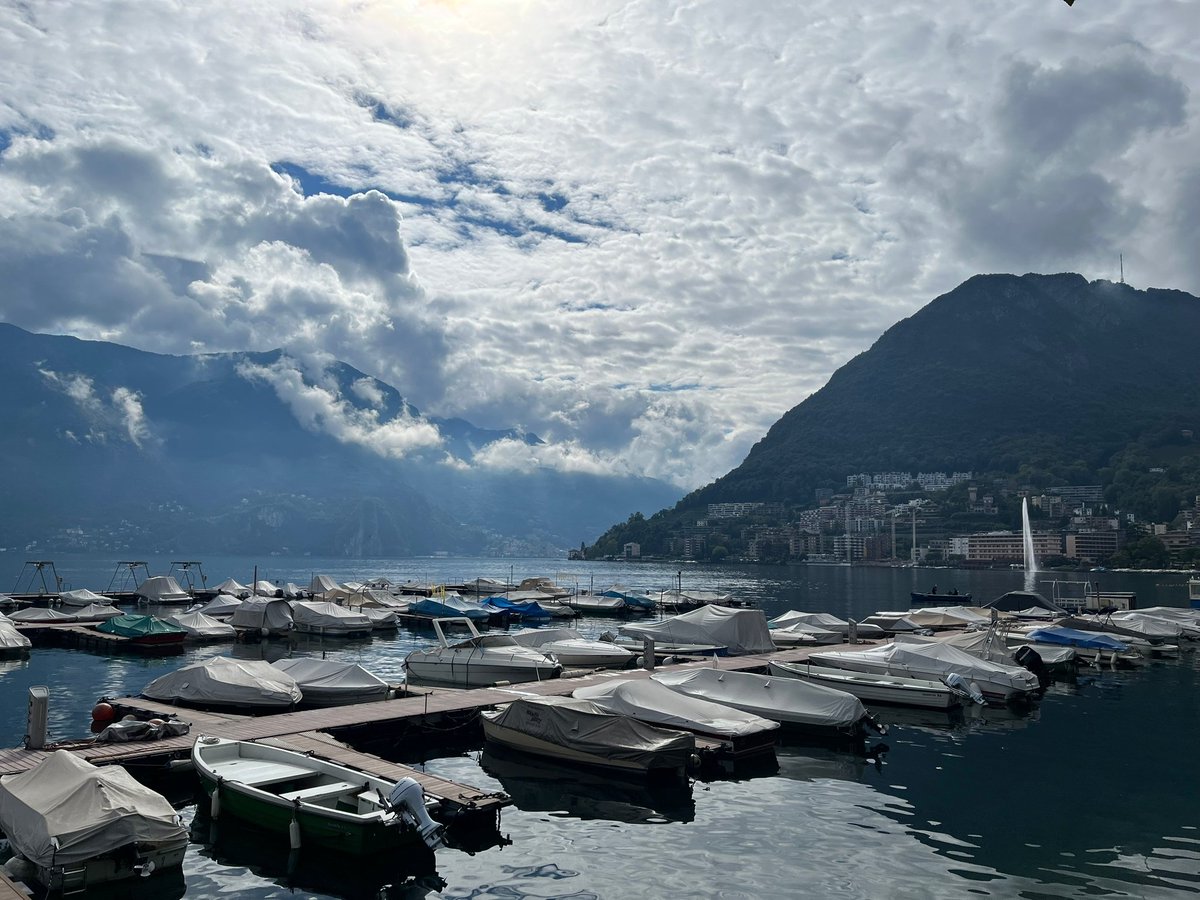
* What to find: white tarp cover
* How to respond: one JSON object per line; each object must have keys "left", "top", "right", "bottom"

{"left": 214, "top": 578, "right": 251, "bottom": 597}
{"left": 272, "top": 658, "right": 389, "bottom": 702}
{"left": 136, "top": 576, "right": 190, "bottom": 603}
{"left": 652, "top": 667, "right": 866, "bottom": 728}
{"left": 166, "top": 611, "right": 236, "bottom": 640}
{"left": 1058, "top": 614, "right": 1173, "bottom": 642}
{"left": 770, "top": 611, "right": 851, "bottom": 631}
{"left": 142, "top": 656, "right": 301, "bottom": 707}
{"left": 573, "top": 678, "right": 779, "bottom": 738}
{"left": 619, "top": 606, "right": 775, "bottom": 655}
{"left": 195, "top": 594, "right": 244, "bottom": 617}
{"left": 72, "top": 603, "right": 122, "bottom": 621}
{"left": 355, "top": 606, "right": 400, "bottom": 628}
{"left": 309, "top": 574, "right": 339, "bottom": 594}
{"left": 812, "top": 642, "right": 1038, "bottom": 693}
{"left": 1109, "top": 613, "right": 1183, "bottom": 639}
{"left": 509, "top": 627, "right": 584, "bottom": 648}
{"left": 282, "top": 583, "right": 305, "bottom": 598}
{"left": 229, "top": 598, "right": 294, "bottom": 633}
{"left": 1134, "top": 607, "right": 1200, "bottom": 624}
{"left": 356, "top": 590, "right": 408, "bottom": 609}
{"left": 0, "top": 620, "right": 31, "bottom": 651}
{"left": 58, "top": 588, "right": 109, "bottom": 607}
{"left": 896, "top": 630, "right": 1016, "bottom": 664}
{"left": 7, "top": 607, "right": 75, "bottom": 622}
{"left": 907, "top": 607, "right": 992, "bottom": 628}
{"left": 484, "top": 696, "right": 695, "bottom": 768}
{"left": 0, "top": 750, "right": 185, "bottom": 867}
{"left": 254, "top": 581, "right": 282, "bottom": 597}
{"left": 861, "top": 613, "right": 923, "bottom": 631}
{"left": 291, "top": 601, "right": 372, "bottom": 630}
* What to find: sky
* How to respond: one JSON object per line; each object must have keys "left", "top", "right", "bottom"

{"left": 1, "top": 0, "right": 1196, "bottom": 493}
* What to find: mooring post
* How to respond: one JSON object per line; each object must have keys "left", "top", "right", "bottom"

{"left": 26, "top": 685, "right": 48, "bottom": 750}
{"left": 643, "top": 638, "right": 656, "bottom": 670}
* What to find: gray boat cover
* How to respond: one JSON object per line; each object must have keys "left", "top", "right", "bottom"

{"left": 1108, "top": 612, "right": 1184, "bottom": 639}
{"left": 194, "top": 594, "right": 244, "bottom": 617}
{"left": 142, "top": 656, "right": 302, "bottom": 707}
{"left": 214, "top": 578, "right": 251, "bottom": 597}
{"left": 309, "top": 574, "right": 340, "bottom": 594}
{"left": 1059, "top": 614, "right": 1176, "bottom": 641}
{"left": 135, "top": 576, "right": 191, "bottom": 603}
{"left": 291, "top": 601, "right": 372, "bottom": 630}
{"left": 483, "top": 696, "right": 695, "bottom": 768}
{"left": 272, "top": 658, "right": 389, "bottom": 701}
{"left": 72, "top": 603, "right": 122, "bottom": 621}
{"left": 166, "top": 611, "right": 236, "bottom": 639}
{"left": 354, "top": 606, "right": 400, "bottom": 627}
{"left": 651, "top": 667, "right": 866, "bottom": 728}
{"left": 619, "top": 606, "right": 775, "bottom": 655}
{"left": 573, "top": 677, "right": 779, "bottom": 738}
{"left": 984, "top": 590, "right": 1066, "bottom": 614}
{"left": 0, "top": 751, "right": 185, "bottom": 867}
{"left": 58, "top": 588, "right": 110, "bottom": 607}
{"left": 0, "top": 620, "right": 31, "bottom": 651}
{"left": 510, "top": 626, "right": 586, "bottom": 648}
{"left": 7, "top": 607, "right": 75, "bottom": 622}
{"left": 895, "top": 629, "right": 1017, "bottom": 664}
{"left": 768, "top": 611, "right": 884, "bottom": 637}
{"left": 811, "top": 642, "right": 1039, "bottom": 693}
{"left": 229, "top": 598, "right": 294, "bottom": 633}
{"left": 906, "top": 607, "right": 992, "bottom": 628}
{"left": 254, "top": 580, "right": 282, "bottom": 597}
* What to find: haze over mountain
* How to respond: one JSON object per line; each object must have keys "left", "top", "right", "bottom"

{"left": 592, "top": 273, "right": 1200, "bottom": 550}
{"left": 0, "top": 324, "right": 680, "bottom": 556}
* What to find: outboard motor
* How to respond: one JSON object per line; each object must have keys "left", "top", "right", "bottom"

{"left": 943, "top": 673, "right": 985, "bottom": 706}
{"left": 387, "top": 778, "right": 445, "bottom": 850}
{"left": 1013, "top": 645, "right": 1052, "bottom": 691}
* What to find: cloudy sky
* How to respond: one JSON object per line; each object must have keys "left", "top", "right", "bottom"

{"left": 1, "top": 0, "right": 1196, "bottom": 492}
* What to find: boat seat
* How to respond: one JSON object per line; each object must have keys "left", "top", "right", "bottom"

{"left": 210, "top": 760, "right": 314, "bottom": 786}
{"left": 279, "top": 780, "right": 362, "bottom": 802}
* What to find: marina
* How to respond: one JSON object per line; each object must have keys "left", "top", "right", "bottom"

{"left": 0, "top": 555, "right": 1198, "bottom": 898}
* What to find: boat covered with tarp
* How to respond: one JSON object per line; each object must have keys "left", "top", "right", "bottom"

{"left": 0, "top": 619, "right": 32, "bottom": 655}
{"left": 7, "top": 607, "right": 76, "bottom": 623}
{"left": 982, "top": 590, "right": 1066, "bottom": 614}
{"left": 192, "top": 593, "right": 244, "bottom": 618}
{"left": 509, "top": 627, "right": 635, "bottom": 668}
{"left": 810, "top": 640, "right": 1040, "bottom": 703}
{"left": 651, "top": 667, "right": 879, "bottom": 737}
{"left": 272, "top": 658, "right": 390, "bottom": 706}
{"left": 482, "top": 695, "right": 696, "bottom": 776}
{"left": 72, "top": 602, "right": 122, "bottom": 622}
{"left": 481, "top": 596, "right": 553, "bottom": 620}
{"left": 768, "top": 611, "right": 884, "bottom": 639}
{"left": 96, "top": 614, "right": 186, "bottom": 646}
{"left": 1021, "top": 626, "right": 1129, "bottom": 651}
{"left": 904, "top": 606, "right": 992, "bottom": 629}
{"left": 0, "top": 751, "right": 188, "bottom": 890}
{"left": 214, "top": 578, "right": 252, "bottom": 598}
{"left": 619, "top": 606, "right": 775, "bottom": 656}
{"left": 229, "top": 597, "right": 294, "bottom": 636}
{"left": 309, "top": 574, "right": 340, "bottom": 596}
{"left": 290, "top": 601, "right": 372, "bottom": 637}
{"left": 410, "top": 594, "right": 491, "bottom": 622}
{"left": 165, "top": 611, "right": 236, "bottom": 641}
{"left": 142, "top": 656, "right": 302, "bottom": 710}
{"left": 57, "top": 588, "right": 111, "bottom": 608}
{"left": 134, "top": 576, "right": 191, "bottom": 605}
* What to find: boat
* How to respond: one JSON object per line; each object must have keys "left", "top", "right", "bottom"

{"left": 480, "top": 596, "right": 554, "bottom": 621}
{"left": 481, "top": 695, "right": 696, "bottom": 777}
{"left": 508, "top": 627, "right": 636, "bottom": 668}
{"left": 1012, "top": 626, "right": 1145, "bottom": 665}
{"left": 291, "top": 601, "right": 373, "bottom": 638}
{"left": 0, "top": 619, "right": 32, "bottom": 656}
{"left": 7, "top": 606, "right": 76, "bottom": 623}
{"left": 229, "top": 597, "right": 295, "bottom": 637}
{"left": 72, "top": 602, "right": 122, "bottom": 622}
{"left": 769, "top": 623, "right": 844, "bottom": 647}
{"left": 564, "top": 594, "right": 628, "bottom": 614}
{"left": 981, "top": 590, "right": 1066, "bottom": 615}
{"left": 619, "top": 606, "right": 776, "bottom": 656}
{"left": 572, "top": 676, "right": 780, "bottom": 757}
{"left": 910, "top": 588, "right": 972, "bottom": 607}
{"left": 95, "top": 613, "right": 187, "bottom": 648}
{"left": 254, "top": 580, "right": 283, "bottom": 597}
{"left": 352, "top": 605, "right": 400, "bottom": 629}
{"left": 214, "top": 578, "right": 252, "bottom": 598}
{"left": 904, "top": 606, "right": 993, "bottom": 630}
{"left": 409, "top": 593, "right": 492, "bottom": 623}
{"left": 859, "top": 613, "right": 925, "bottom": 633}
{"left": 272, "top": 658, "right": 390, "bottom": 706}
{"left": 192, "top": 736, "right": 444, "bottom": 853}
{"left": 460, "top": 577, "right": 513, "bottom": 595}
{"left": 135, "top": 575, "right": 192, "bottom": 605}
{"left": 597, "top": 586, "right": 657, "bottom": 613}
{"left": 650, "top": 667, "right": 883, "bottom": 738}
{"left": 142, "top": 656, "right": 302, "bottom": 710}
{"left": 404, "top": 617, "right": 562, "bottom": 687}
{"left": 166, "top": 611, "right": 237, "bottom": 641}
{"left": 767, "top": 660, "right": 975, "bottom": 709}
{"left": 309, "top": 574, "right": 341, "bottom": 596}
{"left": 768, "top": 611, "right": 885, "bottom": 640}
{"left": 1190, "top": 576, "right": 1200, "bottom": 610}
{"left": 57, "top": 588, "right": 111, "bottom": 608}
{"left": 810, "top": 640, "right": 1041, "bottom": 704}
{"left": 191, "top": 593, "right": 245, "bottom": 618}
{"left": 0, "top": 750, "right": 188, "bottom": 891}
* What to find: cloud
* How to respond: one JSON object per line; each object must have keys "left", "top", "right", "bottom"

{"left": 2, "top": 0, "right": 1198, "bottom": 492}
{"left": 38, "top": 366, "right": 155, "bottom": 447}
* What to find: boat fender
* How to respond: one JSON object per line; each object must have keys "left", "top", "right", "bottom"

{"left": 289, "top": 810, "right": 301, "bottom": 850}
{"left": 211, "top": 777, "right": 222, "bottom": 819}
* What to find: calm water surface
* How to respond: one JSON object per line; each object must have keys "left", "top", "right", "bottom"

{"left": 2, "top": 555, "right": 1198, "bottom": 898}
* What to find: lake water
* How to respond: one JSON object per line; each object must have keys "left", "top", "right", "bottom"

{"left": 3, "top": 555, "right": 1199, "bottom": 898}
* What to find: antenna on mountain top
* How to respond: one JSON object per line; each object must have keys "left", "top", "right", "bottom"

{"left": 1120, "top": 253, "right": 1124, "bottom": 284}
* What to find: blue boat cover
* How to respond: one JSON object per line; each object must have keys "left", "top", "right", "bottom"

{"left": 410, "top": 596, "right": 491, "bottom": 621}
{"left": 482, "top": 597, "right": 552, "bottom": 619}
{"left": 1025, "top": 627, "right": 1128, "bottom": 651}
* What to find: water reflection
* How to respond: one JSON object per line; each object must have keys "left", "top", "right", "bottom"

{"left": 480, "top": 746, "right": 696, "bottom": 825}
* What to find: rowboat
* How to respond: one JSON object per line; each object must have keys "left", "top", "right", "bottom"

{"left": 192, "top": 736, "right": 443, "bottom": 853}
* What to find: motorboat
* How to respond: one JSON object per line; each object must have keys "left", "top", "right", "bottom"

{"left": 229, "top": 597, "right": 295, "bottom": 637}
{"left": 620, "top": 606, "right": 776, "bottom": 656}
{"left": 409, "top": 593, "right": 491, "bottom": 623}
{"left": 272, "top": 658, "right": 390, "bottom": 706}
{"left": 769, "top": 623, "right": 844, "bottom": 647}
{"left": 565, "top": 594, "right": 628, "bottom": 614}
{"left": 71, "top": 602, "right": 122, "bottom": 622}
{"left": 910, "top": 588, "right": 972, "bottom": 606}
{"left": 651, "top": 667, "right": 883, "bottom": 738}
{"left": 352, "top": 605, "right": 400, "bottom": 629}
{"left": 7, "top": 607, "right": 76, "bottom": 623}
{"left": 1012, "top": 626, "right": 1144, "bottom": 666}
{"left": 573, "top": 676, "right": 780, "bottom": 757}
{"left": 767, "top": 660, "right": 976, "bottom": 709}
{"left": 214, "top": 578, "right": 252, "bottom": 598}
{"left": 769, "top": 611, "right": 885, "bottom": 640}
{"left": 859, "top": 613, "right": 925, "bottom": 634}
{"left": 481, "top": 597, "right": 554, "bottom": 621}
{"left": 166, "top": 611, "right": 236, "bottom": 641}
{"left": 597, "top": 586, "right": 657, "bottom": 613}
{"left": 404, "top": 617, "right": 562, "bottom": 687}
{"left": 95, "top": 614, "right": 187, "bottom": 648}
{"left": 253, "top": 580, "right": 283, "bottom": 597}
{"left": 460, "top": 576, "right": 513, "bottom": 595}
{"left": 191, "top": 593, "right": 244, "bottom": 618}
{"left": 982, "top": 590, "right": 1066, "bottom": 615}
{"left": 291, "top": 601, "right": 373, "bottom": 638}
{"left": 0, "top": 750, "right": 188, "bottom": 891}
{"left": 192, "top": 736, "right": 443, "bottom": 853}
{"left": 0, "top": 619, "right": 32, "bottom": 656}
{"left": 57, "top": 588, "right": 110, "bottom": 608}
{"left": 309, "top": 574, "right": 340, "bottom": 596}
{"left": 135, "top": 575, "right": 192, "bottom": 605}
{"left": 904, "top": 606, "right": 992, "bottom": 630}
{"left": 142, "top": 656, "right": 302, "bottom": 710}
{"left": 509, "top": 627, "right": 636, "bottom": 668}
{"left": 810, "top": 640, "right": 1041, "bottom": 704}
{"left": 481, "top": 695, "right": 696, "bottom": 777}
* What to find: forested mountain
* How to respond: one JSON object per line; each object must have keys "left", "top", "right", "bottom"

{"left": 590, "top": 273, "right": 1200, "bottom": 555}
{"left": 0, "top": 324, "right": 680, "bottom": 556}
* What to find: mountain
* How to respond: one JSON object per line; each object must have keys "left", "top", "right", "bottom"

{"left": 0, "top": 324, "right": 680, "bottom": 556}
{"left": 590, "top": 273, "right": 1200, "bottom": 553}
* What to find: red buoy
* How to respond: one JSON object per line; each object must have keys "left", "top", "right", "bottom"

{"left": 91, "top": 702, "right": 115, "bottom": 723}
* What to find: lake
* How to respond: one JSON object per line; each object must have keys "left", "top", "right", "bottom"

{"left": 2, "top": 554, "right": 1198, "bottom": 898}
